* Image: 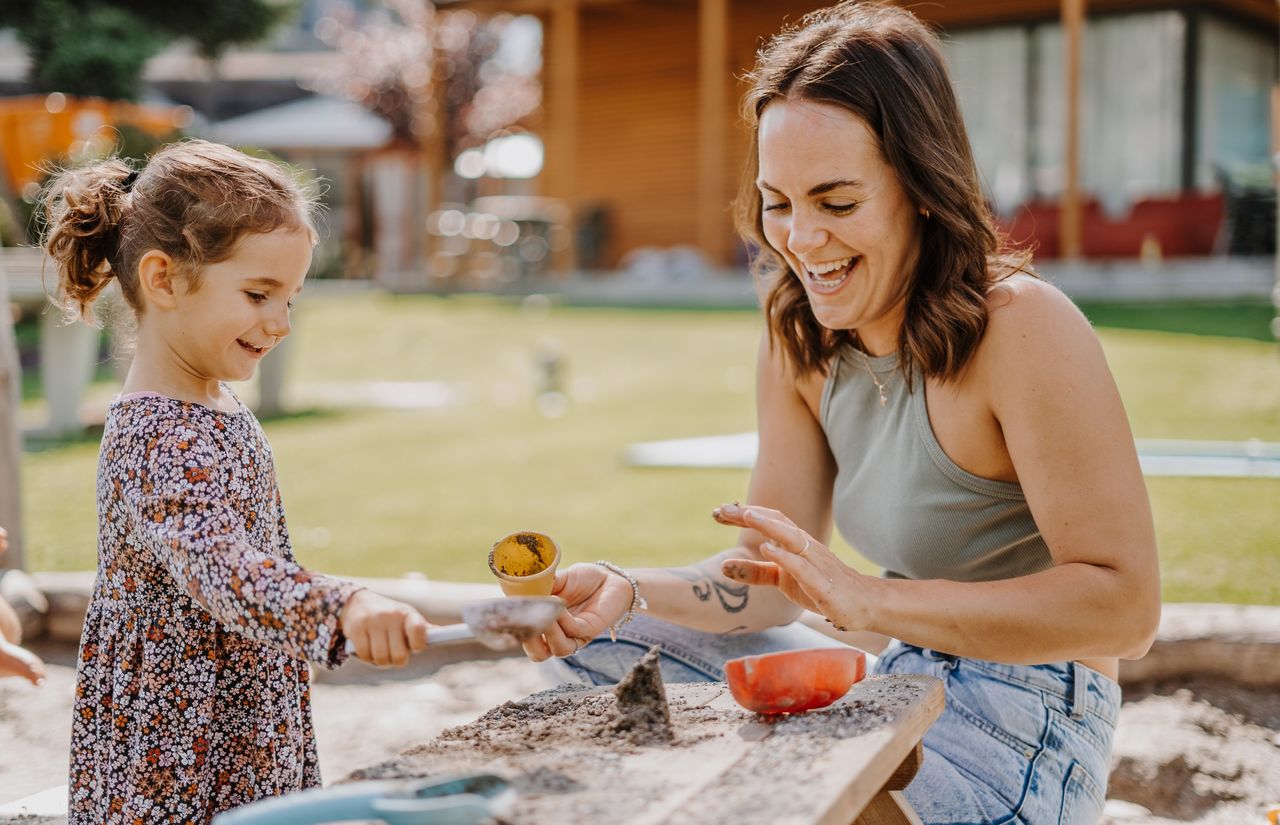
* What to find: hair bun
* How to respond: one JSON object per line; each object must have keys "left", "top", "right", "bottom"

{"left": 41, "top": 159, "right": 136, "bottom": 321}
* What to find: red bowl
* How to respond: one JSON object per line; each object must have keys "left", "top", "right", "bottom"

{"left": 725, "top": 647, "right": 866, "bottom": 715}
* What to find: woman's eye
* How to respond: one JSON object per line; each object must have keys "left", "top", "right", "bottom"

{"left": 286, "top": 300, "right": 295, "bottom": 311}
{"left": 762, "top": 202, "right": 790, "bottom": 213}
{"left": 825, "top": 202, "right": 859, "bottom": 215}
{"left": 245, "top": 292, "right": 268, "bottom": 303}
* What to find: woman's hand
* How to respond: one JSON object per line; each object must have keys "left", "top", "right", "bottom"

{"left": 523, "top": 562, "right": 634, "bottom": 662}
{"left": 715, "top": 503, "right": 871, "bottom": 632}
{"left": 340, "top": 590, "right": 430, "bottom": 667}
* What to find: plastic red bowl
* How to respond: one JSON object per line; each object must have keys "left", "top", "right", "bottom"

{"left": 725, "top": 647, "right": 866, "bottom": 715}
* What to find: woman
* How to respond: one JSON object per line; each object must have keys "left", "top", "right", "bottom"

{"left": 527, "top": 3, "right": 1160, "bottom": 823}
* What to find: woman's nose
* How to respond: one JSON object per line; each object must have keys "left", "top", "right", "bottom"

{"left": 787, "top": 213, "right": 827, "bottom": 258}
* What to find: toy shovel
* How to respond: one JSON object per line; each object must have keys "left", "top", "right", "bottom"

{"left": 344, "top": 595, "right": 565, "bottom": 656}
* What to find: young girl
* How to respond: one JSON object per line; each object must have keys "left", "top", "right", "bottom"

{"left": 43, "top": 139, "right": 431, "bottom": 823}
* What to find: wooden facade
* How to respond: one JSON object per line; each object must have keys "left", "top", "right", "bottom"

{"left": 443, "top": 0, "right": 1279, "bottom": 269}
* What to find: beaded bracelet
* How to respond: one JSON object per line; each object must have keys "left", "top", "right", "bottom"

{"left": 593, "top": 560, "right": 649, "bottom": 642}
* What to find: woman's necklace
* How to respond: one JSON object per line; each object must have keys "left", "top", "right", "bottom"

{"left": 855, "top": 346, "right": 892, "bottom": 407}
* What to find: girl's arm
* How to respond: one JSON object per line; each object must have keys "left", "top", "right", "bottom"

{"left": 128, "top": 420, "right": 361, "bottom": 666}
{"left": 525, "top": 335, "right": 839, "bottom": 659}
{"left": 725, "top": 280, "right": 1162, "bottom": 664}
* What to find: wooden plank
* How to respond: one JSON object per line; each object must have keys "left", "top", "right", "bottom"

{"left": 340, "top": 673, "right": 943, "bottom": 825}
{"left": 697, "top": 0, "right": 731, "bottom": 266}
{"left": 664, "top": 674, "right": 944, "bottom": 825}
{"left": 854, "top": 790, "right": 925, "bottom": 825}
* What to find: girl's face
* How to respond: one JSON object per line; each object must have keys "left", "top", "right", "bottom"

{"left": 171, "top": 227, "right": 312, "bottom": 384}
{"left": 756, "top": 98, "right": 922, "bottom": 351}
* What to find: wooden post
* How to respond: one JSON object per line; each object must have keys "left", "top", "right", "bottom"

{"left": 697, "top": 0, "right": 730, "bottom": 268}
{"left": 1060, "top": 0, "right": 1085, "bottom": 260}
{"left": 0, "top": 256, "right": 25, "bottom": 571}
{"left": 547, "top": 0, "right": 579, "bottom": 275}
{"left": 1272, "top": 84, "right": 1279, "bottom": 344}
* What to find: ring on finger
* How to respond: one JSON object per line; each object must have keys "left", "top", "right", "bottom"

{"left": 800, "top": 538, "right": 812, "bottom": 554}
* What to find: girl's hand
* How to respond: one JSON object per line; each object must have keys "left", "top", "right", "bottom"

{"left": 340, "top": 590, "right": 430, "bottom": 667}
{"left": 523, "top": 562, "right": 634, "bottom": 662}
{"left": 0, "top": 637, "right": 46, "bottom": 686}
{"left": 715, "top": 503, "right": 870, "bottom": 632}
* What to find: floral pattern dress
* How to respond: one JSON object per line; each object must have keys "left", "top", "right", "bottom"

{"left": 69, "top": 392, "right": 360, "bottom": 824}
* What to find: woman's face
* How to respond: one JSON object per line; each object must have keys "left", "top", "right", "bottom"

{"left": 757, "top": 98, "right": 922, "bottom": 350}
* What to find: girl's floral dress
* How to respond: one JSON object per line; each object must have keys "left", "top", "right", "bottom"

{"left": 69, "top": 392, "right": 361, "bottom": 824}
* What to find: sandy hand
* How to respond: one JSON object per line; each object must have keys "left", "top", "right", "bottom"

{"left": 522, "top": 562, "right": 633, "bottom": 662}
{"left": 340, "top": 590, "right": 430, "bottom": 667}
{"left": 715, "top": 502, "right": 869, "bottom": 632}
{"left": 0, "top": 637, "right": 46, "bottom": 686}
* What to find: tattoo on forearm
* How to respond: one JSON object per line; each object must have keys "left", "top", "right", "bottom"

{"left": 671, "top": 569, "right": 750, "bottom": 613}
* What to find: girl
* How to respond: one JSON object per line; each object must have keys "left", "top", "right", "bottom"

{"left": 42, "top": 139, "right": 430, "bottom": 823}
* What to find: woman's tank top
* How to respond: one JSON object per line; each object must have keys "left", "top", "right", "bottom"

{"left": 819, "top": 347, "right": 1053, "bottom": 581}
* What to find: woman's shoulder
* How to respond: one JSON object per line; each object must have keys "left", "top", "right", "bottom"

{"left": 981, "top": 274, "right": 1096, "bottom": 357}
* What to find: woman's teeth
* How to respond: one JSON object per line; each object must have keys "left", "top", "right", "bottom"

{"left": 238, "top": 340, "right": 265, "bottom": 354}
{"left": 806, "top": 257, "right": 859, "bottom": 286}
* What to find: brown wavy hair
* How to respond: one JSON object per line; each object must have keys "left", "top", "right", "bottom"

{"left": 734, "top": 1, "right": 1034, "bottom": 381}
{"left": 40, "top": 139, "right": 318, "bottom": 324}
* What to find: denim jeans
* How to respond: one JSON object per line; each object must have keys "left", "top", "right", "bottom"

{"left": 544, "top": 614, "right": 1119, "bottom": 825}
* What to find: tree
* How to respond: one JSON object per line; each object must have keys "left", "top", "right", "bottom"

{"left": 0, "top": 0, "right": 296, "bottom": 101}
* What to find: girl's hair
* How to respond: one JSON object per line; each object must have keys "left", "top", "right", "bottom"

{"left": 41, "top": 139, "right": 318, "bottom": 322}
{"left": 734, "top": 1, "right": 1035, "bottom": 381}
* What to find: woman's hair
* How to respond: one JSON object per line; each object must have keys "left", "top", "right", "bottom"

{"left": 41, "top": 139, "right": 318, "bottom": 322}
{"left": 734, "top": 1, "right": 1034, "bottom": 381}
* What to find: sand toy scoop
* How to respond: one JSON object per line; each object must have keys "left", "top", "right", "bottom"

{"left": 345, "top": 596, "right": 564, "bottom": 656}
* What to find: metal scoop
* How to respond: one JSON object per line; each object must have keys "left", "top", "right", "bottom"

{"left": 344, "top": 595, "right": 565, "bottom": 656}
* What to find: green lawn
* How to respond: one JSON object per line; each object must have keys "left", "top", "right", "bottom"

{"left": 18, "top": 292, "right": 1280, "bottom": 605}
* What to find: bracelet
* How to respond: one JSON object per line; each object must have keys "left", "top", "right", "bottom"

{"left": 593, "top": 560, "right": 648, "bottom": 642}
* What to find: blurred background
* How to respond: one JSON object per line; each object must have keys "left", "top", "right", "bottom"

{"left": 0, "top": 0, "right": 1276, "bottom": 604}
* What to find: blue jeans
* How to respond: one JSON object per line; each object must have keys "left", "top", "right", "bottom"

{"left": 544, "top": 614, "right": 1119, "bottom": 825}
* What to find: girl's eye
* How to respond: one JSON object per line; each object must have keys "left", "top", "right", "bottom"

{"left": 245, "top": 292, "right": 268, "bottom": 303}
{"left": 825, "top": 202, "right": 859, "bottom": 215}
{"left": 762, "top": 202, "right": 790, "bottom": 213}
{"left": 286, "top": 300, "right": 295, "bottom": 311}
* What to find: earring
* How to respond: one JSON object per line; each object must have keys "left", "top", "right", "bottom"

{"left": 921, "top": 208, "right": 931, "bottom": 219}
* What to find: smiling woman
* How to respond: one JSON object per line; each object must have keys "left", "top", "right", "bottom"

{"left": 526, "top": 4, "right": 1161, "bottom": 825}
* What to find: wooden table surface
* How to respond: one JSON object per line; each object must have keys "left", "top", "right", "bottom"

{"left": 349, "top": 672, "right": 945, "bottom": 825}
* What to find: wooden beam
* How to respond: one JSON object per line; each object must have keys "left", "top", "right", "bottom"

{"left": 547, "top": 0, "right": 579, "bottom": 273}
{"left": 697, "top": 0, "right": 730, "bottom": 267}
{"left": 1060, "top": 0, "right": 1085, "bottom": 260}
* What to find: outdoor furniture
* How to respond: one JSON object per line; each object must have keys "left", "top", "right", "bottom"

{"left": 345, "top": 673, "right": 945, "bottom": 825}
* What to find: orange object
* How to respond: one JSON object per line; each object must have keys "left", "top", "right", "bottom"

{"left": 0, "top": 94, "right": 190, "bottom": 193}
{"left": 725, "top": 647, "right": 866, "bottom": 715}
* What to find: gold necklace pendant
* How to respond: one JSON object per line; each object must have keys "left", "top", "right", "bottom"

{"left": 857, "top": 348, "right": 891, "bottom": 407}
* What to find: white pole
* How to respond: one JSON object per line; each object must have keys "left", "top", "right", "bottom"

{"left": 0, "top": 251, "right": 25, "bottom": 571}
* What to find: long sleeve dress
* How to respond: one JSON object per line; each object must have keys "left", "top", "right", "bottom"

{"left": 69, "top": 392, "right": 361, "bottom": 824}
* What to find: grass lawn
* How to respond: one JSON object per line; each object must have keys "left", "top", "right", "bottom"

{"left": 18, "top": 292, "right": 1280, "bottom": 605}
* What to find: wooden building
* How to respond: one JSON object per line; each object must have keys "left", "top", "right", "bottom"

{"left": 442, "top": 0, "right": 1277, "bottom": 269}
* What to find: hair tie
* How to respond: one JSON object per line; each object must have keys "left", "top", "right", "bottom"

{"left": 121, "top": 169, "right": 140, "bottom": 192}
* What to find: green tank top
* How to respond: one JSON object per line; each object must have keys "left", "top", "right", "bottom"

{"left": 820, "top": 346, "right": 1053, "bottom": 581}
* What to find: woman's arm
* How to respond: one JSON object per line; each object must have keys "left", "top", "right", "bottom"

{"left": 524, "top": 335, "right": 840, "bottom": 660}
{"left": 724, "top": 280, "right": 1161, "bottom": 664}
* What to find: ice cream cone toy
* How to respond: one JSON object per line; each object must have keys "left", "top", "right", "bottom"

{"left": 489, "top": 531, "right": 561, "bottom": 596}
